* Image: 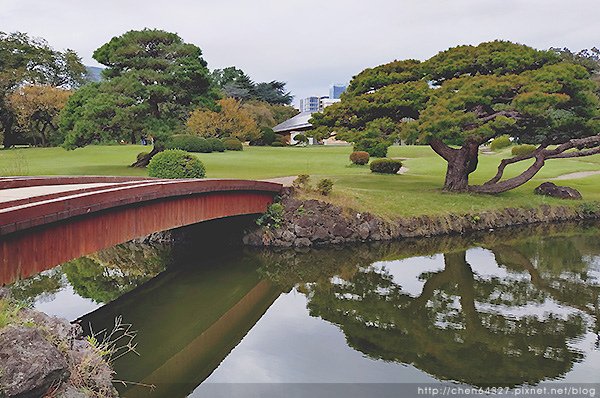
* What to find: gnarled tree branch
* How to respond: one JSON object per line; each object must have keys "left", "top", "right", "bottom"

{"left": 470, "top": 134, "right": 600, "bottom": 194}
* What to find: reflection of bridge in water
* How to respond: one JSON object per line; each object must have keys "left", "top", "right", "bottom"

{"left": 0, "top": 176, "right": 281, "bottom": 285}
{"left": 78, "top": 253, "right": 281, "bottom": 397}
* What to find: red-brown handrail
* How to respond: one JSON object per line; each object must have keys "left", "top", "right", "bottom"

{"left": 0, "top": 178, "right": 282, "bottom": 236}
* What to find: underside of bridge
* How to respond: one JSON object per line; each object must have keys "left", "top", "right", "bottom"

{"left": 0, "top": 177, "right": 282, "bottom": 285}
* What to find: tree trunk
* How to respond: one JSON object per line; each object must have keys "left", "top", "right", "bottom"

{"left": 1, "top": 115, "right": 15, "bottom": 148}
{"left": 130, "top": 144, "right": 163, "bottom": 168}
{"left": 469, "top": 156, "right": 545, "bottom": 194}
{"left": 430, "top": 139, "right": 479, "bottom": 192}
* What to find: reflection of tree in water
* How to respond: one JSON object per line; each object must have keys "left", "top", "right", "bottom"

{"left": 258, "top": 225, "right": 600, "bottom": 387}
{"left": 8, "top": 268, "right": 64, "bottom": 304}
{"left": 490, "top": 237, "right": 600, "bottom": 342}
{"left": 62, "top": 242, "right": 172, "bottom": 304}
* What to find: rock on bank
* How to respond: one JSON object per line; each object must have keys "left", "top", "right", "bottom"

{"left": 0, "top": 289, "right": 117, "bottom": 398}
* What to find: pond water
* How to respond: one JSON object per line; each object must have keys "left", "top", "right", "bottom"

{"left": 6, "top": 222, "right": 600, "bottom": 397}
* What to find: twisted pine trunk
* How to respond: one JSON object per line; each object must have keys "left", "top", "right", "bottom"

{"left": 430, "top": 139, "right": 480, "bottom": 192}
{"left": 130, "top": 144, "right": 164, "bottom": 168}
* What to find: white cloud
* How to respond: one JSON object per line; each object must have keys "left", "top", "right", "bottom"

{"left": 1, "top": 0, "right": 598, "bottom": 105}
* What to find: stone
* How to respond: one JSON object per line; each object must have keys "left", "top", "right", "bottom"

{"left": 534, "top": 182, "right": 582, "bottom": 200}
{"left": 0, "top": 287, "right": 10, "bottom": 300}
{"left": 294, "top": 225, "right": 312, "bottom": 238}
{"left": 358, "top": 222, "right": 371, "bottom": 240}
{"left": 294, "top": 238, "right": 312, "bottom": 247}
{"left": 281, "top": 229, "right": 295, "bottom": 242}
{"left": 329, "top": 222, "right": 349, "bottom": 238}
{"left": 295, "top": 217, "right": 314, "bottom": 228}
{"left": 0, "top": 326, "right": 70, "bottom": 398}
{"left": 313, "top": 226, "right": 330, "bottom": 241}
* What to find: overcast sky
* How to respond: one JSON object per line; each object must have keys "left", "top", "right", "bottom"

{"left": 1, "top": 0, "right": 598, "bottom": 106}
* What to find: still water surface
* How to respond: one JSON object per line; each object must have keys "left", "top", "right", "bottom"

{"left": 8, "top": 223, "right": 600, "bottom": 397}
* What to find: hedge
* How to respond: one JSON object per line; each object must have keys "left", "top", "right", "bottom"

{"left": 206, "top": 137, "right": 225, "bottom": 152}
{"left": 354, "top": 138, "right": 389, "bottom": 157}
{"left": 166, "top": 135, "right": 210, "bottom": 153}
{"left": 490, "top": 135, "right": 512, "bottom": 151}
{"left": 370, "top": 158, "right": 402, "bottom": 174}
{"left": 511, "top": 144, "right": 537, "bottom": 157}
{"left": 350, "top": 151, "right": 370, "bottom": 165}
{"left": 223, "top": 138, "right": 243, "bottom": 151}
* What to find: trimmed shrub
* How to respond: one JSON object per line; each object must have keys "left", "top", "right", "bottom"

{"left": 223, "top": 138, "right": 243, "bottom": 151}
{"left": 370, "top": 159, "right": 402, "bottom": 174}
{"left": 490, "top": 135, "right": 512, "bottom": 151}
{"left": 147, "top": 150, "right": 206, "bottom": 179}
{"left": 354, "top": 138, "right": 389, "bottom": 157}
{"left": 511, "top": 144, "right": 537, "bottom": 157}
{"left": 206, "top": 137, "right": 225, "bottom": 152}
{"left": 349, "top": 151, "right": 370, "bottom": 165}
{"left": 316, "top": 179, "right": 333, "bottom": 196}
{"left": 271, "top": 141, "right": 284, "bottom": 147}
{"left": 166, "top": 134, "right": 209, "bottom": 153}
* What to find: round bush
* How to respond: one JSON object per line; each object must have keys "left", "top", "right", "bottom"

{"left": 354, "top": 138, "right": 389, "bottom": 157}
{"left": 206, "top": 137, "right": 225, "bottom": 152}
{"left": 271, "top": 141, "right": 284, "bottom": 147}
{"left": 349, "top": 151, "right": 370, "bottom": 165}
{"left": 222, "top": 138, "right": 243, "bottom": 151}
{"left": 147, "top": 150, "right": 206, "bottom": 179}
{"left": 370, "top": 159, "right": 402, "bottom": 174}
{"left": 511, "top": 144, "right": 537, "bottom": 157}
{"left": 490, "top": 135, "right": 512, "bottom": 151}
{"left": 166, "top": 134, "right": 209, "bottom": 153}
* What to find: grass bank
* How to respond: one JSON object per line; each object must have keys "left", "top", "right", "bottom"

{"left": 1, "top": 145, "right": 600, "bottom": 217}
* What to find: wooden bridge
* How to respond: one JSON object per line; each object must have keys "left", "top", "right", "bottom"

{"left": 0, "top": 176, "right": 282, "bottom": 285}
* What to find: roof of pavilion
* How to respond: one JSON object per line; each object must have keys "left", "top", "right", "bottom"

{"left": 272, "top": 112, "right": 314, "bottom": 133}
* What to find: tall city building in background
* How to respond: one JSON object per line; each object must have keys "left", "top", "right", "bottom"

{"left": 299, "top": 96, "right": 320, "bottom": 113}
{"left": 329, "top": 84, "right": 347, "bottom": 99}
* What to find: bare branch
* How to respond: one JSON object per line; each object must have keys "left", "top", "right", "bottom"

{"left": 546, "top": 147, "right": 600, "bottom": 159}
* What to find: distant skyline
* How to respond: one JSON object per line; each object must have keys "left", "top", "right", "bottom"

{"left": 1, "top": 0, "right": 598, "bottom": 106}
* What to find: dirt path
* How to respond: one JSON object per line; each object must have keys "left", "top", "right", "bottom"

{"left": 261, "top": 176, "right": 297, "bottom": 186}
{"left": 551, "top": 170, "right": 600, "bottom": 180}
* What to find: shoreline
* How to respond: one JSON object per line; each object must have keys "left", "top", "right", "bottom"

{"left": 242, "top": 188, "right": 600, "bottom": 248}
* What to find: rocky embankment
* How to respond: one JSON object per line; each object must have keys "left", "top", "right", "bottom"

{"left": 243, "top": 188, "right": 600, "bottom": 247}
{"left": 0, "top": 289, "right": 117, "bottom": 398}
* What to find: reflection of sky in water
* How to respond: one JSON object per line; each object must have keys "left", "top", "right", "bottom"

{"left": 467, "top": 248, "right": 530, "bottom": 282}
{"left": 370, "top": 254, "right": 445, "bottom": 297}
{"left": 34, "top": 282, "right": 101, "bottom": 321}
{"left": 202, "top": 289, "right": 436, "bottom": 385}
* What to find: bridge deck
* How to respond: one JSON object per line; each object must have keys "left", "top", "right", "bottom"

{"left": 0, "top": 177, "right": 282, "bottom": 236}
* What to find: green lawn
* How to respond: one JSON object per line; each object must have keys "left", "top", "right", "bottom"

{"left": 1, "top": 144, "right": 600, "bottom": 217}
